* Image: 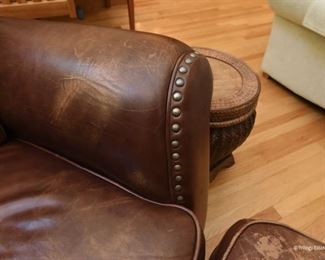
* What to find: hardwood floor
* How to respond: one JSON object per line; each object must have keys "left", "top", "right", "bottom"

{"left": 56, "top": 0, "right": 325, "bottom": 257}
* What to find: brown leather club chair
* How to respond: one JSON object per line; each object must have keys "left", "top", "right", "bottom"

{"left": 1, "top": 18, "right": 325, "bottom": 260}
{"left": 0, "top": 18, "right": 212, "bottom": 259}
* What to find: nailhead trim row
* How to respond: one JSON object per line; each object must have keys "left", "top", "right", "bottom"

{"left": 168, "top": 51, "right": 199, "bottom": 203}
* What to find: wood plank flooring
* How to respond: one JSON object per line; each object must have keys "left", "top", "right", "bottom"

{"left": 55, "top": 0, "right": 325, "bottom": 257}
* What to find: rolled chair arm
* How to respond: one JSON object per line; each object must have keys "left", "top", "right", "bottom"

{"left": 0, "top": 18, "right": 213, "bottom": 225}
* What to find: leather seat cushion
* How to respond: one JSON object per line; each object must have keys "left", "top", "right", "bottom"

{"left": 0, "top": 141, "right": 202, "bottom": 259}
{"left": 210, "top": 219, "right": 325, "bottom": 260}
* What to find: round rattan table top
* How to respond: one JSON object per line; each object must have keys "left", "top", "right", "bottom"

{"left": 194, "top": 47, "right": 261, "bottom": 127}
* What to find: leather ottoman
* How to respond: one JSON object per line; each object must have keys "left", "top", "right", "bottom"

{"left": 210, "top": 219, "right": 325, "bottom": 260}
{"left": 194, "top": 48, "right": 261, "bottom": 182}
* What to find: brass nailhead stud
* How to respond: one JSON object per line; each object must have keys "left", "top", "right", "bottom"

{"left": 175, "top": 184, "right": 182, "bottom": 191}
{"left": 171, "top": 124, "right": 180, "bottom": 132}
{"left": 174, "top": 164, "right": 181, "bottom": 171}
{"left": 178, "top": 66, "right": 188, "bottom": 74}
{"left": 173, "top": 92, "right": 182, "bottom": 101}
{"left": 175, "top": 78, "right": 185, "bottom": 87}
{"left": 171, "top": 140, "right": 179, "bottom": 148}
{"left": 172, "top": 107, "right": 181, "bottom": 117}
{"left": 172, "top": 153, "right": 180, "bottom": 160}
{"left": 175, "top": 175, "right": 182, "bottom": 181}
{"left": 177, "top": 195, "right": 184, "bottom": 201}
{"left": 190, "top": 53, "right": 196, "bottom": 58}
{"left": 185, "top": 58, "right": 193, "bottom": 64}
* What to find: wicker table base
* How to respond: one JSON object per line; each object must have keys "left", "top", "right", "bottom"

{"left": 194, "top": 48, "right": 261, "bottom": 182}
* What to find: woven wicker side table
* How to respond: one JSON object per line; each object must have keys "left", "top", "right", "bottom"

{"left": 194, "top": 47, "right": 261, "bottom": 182}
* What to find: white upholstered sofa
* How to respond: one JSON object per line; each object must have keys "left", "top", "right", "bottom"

{"left": 262, "top": 0, "right": 325, "bottom": 108}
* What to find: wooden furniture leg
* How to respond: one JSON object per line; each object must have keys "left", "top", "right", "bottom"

{"left": 127, "top": 0, "right": 135, "bottom": 30}
{"left": 209, "top": 154, "right": 235, "bottom": 182}
{"left": 104, "top": 0, "right": 135, "bottom": 30}
{"left": 67, "top": 0, "right": 77, "bottom": 18}
{"left": 105, "top": 0, "right": 111, "bottom": 8}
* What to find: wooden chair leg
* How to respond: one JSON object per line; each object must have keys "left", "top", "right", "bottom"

{"left": 105, "top": 0, "right": 111, "bottom": 8}
{"left": 67, "top": 0, "right": 77, "bottom": 18}
{"left": 209, "top": 154, "right": 235, "bottom": 183}
{"left": 127, "top": 0, "right": 135, "bottom": 30}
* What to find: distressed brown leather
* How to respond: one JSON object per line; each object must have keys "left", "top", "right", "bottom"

{"left": 0, "top": 18, "right": 213, "bottom": 258}
{"left": 0, "top": 18, "right": 213, "bottom": 225}
{"left": 0, "top": 141, "right": 203, "bottom": 259}
{"left": 210, "top": 219, "right": 325, "bottom": 260}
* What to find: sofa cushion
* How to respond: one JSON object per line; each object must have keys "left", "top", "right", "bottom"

{"left": 269, "top": 0, "right": 325, "bottom": 37}
{"left": 0, "top": 141, "right": 203, "bottom": 259}
{"left": 210, "top": 219, "right": 325, "bottom": 260}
